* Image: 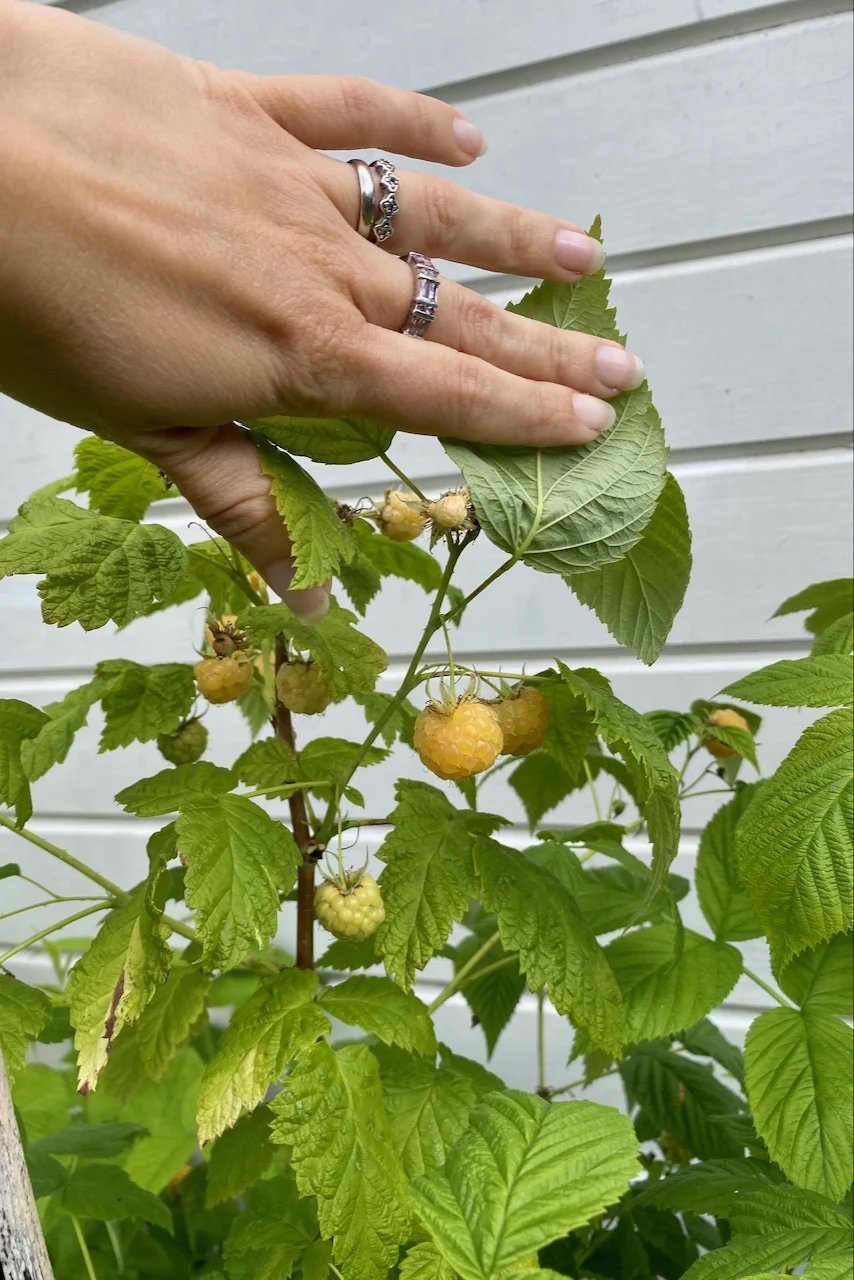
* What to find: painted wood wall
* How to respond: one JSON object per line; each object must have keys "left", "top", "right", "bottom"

{"left": 4, "top": 0, "right": 853, "bottom": 1093}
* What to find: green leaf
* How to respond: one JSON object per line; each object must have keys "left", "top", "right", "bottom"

{"left": 696, "top": 785, "right": 763, "bottom": 942}
{"left": 96, "top": 659, "right": 196, "bottom": 751}
{"left": 0, "top": 975, "right": 52, "bottom": 1075}
{"left": 224, "top": 1215, "right": 304, "bottom": 1280}
{"left": 57, "top": 1163, "right": 172, "bottom": 1231}
{"left": 774, "top": 578, "right": 853, "bottom": 636}
{"left": 318, "top": 975, "right": 436, "bottom": 1057}
{"left": 693, "top": 698, "right": 763, "bottom": 736}
{"left": 475, "top": 837, "right": 624, "bottom": 1055}
{"left": 302, "top": 1239, "right": 335, "bottom": 1280}
{"left": 566, "top": 472, "right": 691, "bottom": 665}
{"left": 702, "top": 719, "right": 760, "bottom": 771}
{"left": 0, "top": 863, "right": 21, "bottom": 879}
{"left": 400, "top": 1242, "right": 456, "bottom": 1280}
{"left": 351, "top": 520, "right": 442, "bottom": 590}
{"left": 606, "top": 925, "right": 741, "bottom": 1044}
{"left": 317, "top": 935, "right": 379, "bottom": 971}
{"left": 735, "top": 708, "right": 853, "bottom": 968}
{"left": 778, "top": 932, "right": 853, "bottom": 1014}
{"left": 804, "top": 1254, "right": 854, "bottom": 1279}
{"left": 677, "top": 1017, "right": 745, "bottom": 1085}
{"left": 721, "top": 655, "right": 853, "bottom": 709}
{"left": 234, "top": 735, "right": 301, "bottom": 793}
{"left": 634, "top": 1157, "right": 785, "bottom": 1216}
{"left": 67, "top": 879, "right": 172, "bottom": 1095}
{"left": 187, "top": 537, "right": 257, "bottom": 617}
{"left": 438, "top": 1044, "right": 504, "bottom": 1099}
{"left": 451, "top": 929, "right": 525, "bottom": 1056}
{"left": 102, "top": 962, "right": 209, "bottom": 1099}
{"left": 236, "top": 674, "right": 274, "bottom": 739}
{"left": 745, "top": 1007, "right": 853, "bottom": 1200}
{"left": 621, "top": 1044, "right": 748, "bottom": 1160}
{"left": 115, "top": 761, "right": 236, "bottom": 816}
{"left": 299, "top": 736, "right": 389, "bottom": 787}
{"left": 812, "top": 612, "right": 854, "bottom": 657}
{"left": 205, "top": 1105, "right": 274, "bottom": 1206}
{"left": 507, "top": 223, "right": 619, "bottom": 337}
{"left": 509, "top": 751, "right": 580, "bottom": 830}
{"left": 20, "top": 675, "right": 115, "bottom": 782}
{"left": 270, "top": 1042, "right": 411, "bottom": 1280}
{"left": 0, "top": 699, "right": 50, "bottom": 825}
{"left": 116, "top": 1046, "right": 204, "bottom": 1193}
{"left": 0, "top": 496, "right": 187, "bottom": 630}
{"left": 74, "top": 436, "right": 169, "bottom": 521}
{"left": 27, "top": 1148, "right": 69, "bottom": 1199}
{"left": 375, "top": 780, "right": 482, "bottom": 989}
{"left": 413, "top": 1091, "right": 640, "bottom": 1278}
{"left": 196, "top": 968, "right": 329, "bottom": 1142}
{"left": 246, "top": 413, "right": 394, "bottom": 464}
{"left": 336, "top": 551, "right": 382, "bottom": 614}
{"left": 254, "top": 435, "right": 357, "bottom": 589}
{"left": 374, "top": 1044, "right": 477, "bottom": 1179}
{"left": 352, "top": 690, "right": 420, "bottom": 748}
{"left": 176, "top": 794, "right": 301, "bottom": 969}
{"left": 240, "top": 599, "right": 387, "bottom": 701}
{"left": 643, "top": 709, "right": 703, "bottom": 753}
{"left": 33, "top": 1120, "right": 148, "bottom": 1159}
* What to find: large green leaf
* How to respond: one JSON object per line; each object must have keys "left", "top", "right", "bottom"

{"left": 804, "top": 1254, "right": 854, "bottom": 1279}
{"left": 475, "top": 837, "right": 624, "bottom": 1055}
{"left": 103, "top": 961, "right": 209, "bottom": 1100}
{"left": 778, "top": 932, "right": 853, "bottom": 1014}
{"left": 696, "top": 786, "right": 763, "bottom": 941}
{"left": 774, "top": 578, "right": 853, "bottom": 637}
{"left": 0, "top": 698, "right": 50, "bottom": 825}
{"left": 339, "top": 520, "right": 443, "bottom": 615}
{"left": 319, "top": 975, "right": 436, "bottom": 1057}
{"left": 812, "top": 612, "right": 854, "bottom": 657}
{"left": 621, "top": 1044, "right": 747, "bottom": 1160}
{"left": 56, "top": 1163, "right": 172, "bottom": 1231}
{"left": 735, "top": 709, "right": 853, "bottom": 967}
{"left": 270, "top": 1042, "right": 411, "bottom": 1280}
{"left": 633, "top": 1157, "right": 785, "bottom": 1216}
{"left": 566, "top": 472, "right": 691, "bottom": 664}
{"left": 606, "top": 925, "right": 742, "bottom": 1044}
{"left": 0, "top": 496, "right": 187, "bottom": 629}
{"left": 119, "top": 1046, "right": 204, "bottom": 1193}
{"left": 254, "top": 435, "right": 357, "bottom": 589}
{"left": 240, "top": 599, "right": 387, "bottom": 701}
{"left": 400, "top": 1243, "right": 456, "bottom": 1280}
{"left": 205, "top": 1105, "right": 275, "bottom": 1206}
{"left": 20, "top": 674, "right": 115, "bottom": 783}
{"left": 745, "top": 1007, "right": 853, "bottom": 1201}
{"left": 96, "top": 659, "right": 196, "bottom": 751}
{"left": 450, "top": 927, "right": 525, "bottom": 1055}
{"left": 412, "top": 1092, "right": 639, "bottom": 1278}
{"left": 509, "top": 751, "right": 581, "bottom": 830}
{"left": 374, "top": 1044, "right": 477, "bottom": 1179}
{"left": 0, "top": 975, "right": 52, "bottom": 1075}
{"left": 245, "top": 413, "right": 394, "bottom": 464}
{"left": 74, "top": 436, "right": 170, "bottom": 521}
{"left": 722, "top": 655, "right": 853, "bottom": 709}
{"left": 176, "top": 794, "right": 300, "bottom": 970}
{"left": 115, "top": 762, "right": 236, "bottom": 817}
{"left": 196, "top": 968, "right": 329, "bottom": 1143}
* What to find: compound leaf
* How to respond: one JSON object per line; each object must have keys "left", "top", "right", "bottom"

{"left": 722, "top": 655, "right": 853, "bottom": 709}
{"left": 319, "top": 975, "right": 436, "bottom": 1057}
{"left": 774, "top": 578, "right": 853, "bottom": 637}
{"left": 20, "top": 674, "right": 115, "bottom": 782}
{"left": 621, "top": 1044, "right": 747, "bottom": 1160}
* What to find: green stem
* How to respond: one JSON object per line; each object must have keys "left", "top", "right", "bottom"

{"left": 105, "top": 1221, "right": 125, "bottom": 1276}
{"left": 0, "top": 895, "right": 109, "bottom": 923}
{"left": 0, "top": 904, "right": 110, "bottom": 965}
{"left": 377, "top": 450, "right": 427, "bottom": 502}
{"left": 678, "top": 788, "right": 734, "bottom": 801}
{"left": 339, "top": 817, "right": 391, "bottom": 831}
{"left": 329, "top": 1264, "right": 346, "bottom": 1280}
{"left": 242, "top": 780, "right": 328, "bottom": 800}
{"left": 460, "top": 954, "right": 517, "bottom": 984}
{"left": 679, "top": 743, "right": 701, "bottom": 784}
{"left": 441, "top": 619, "right": 456, "bottom": 700}
{"left": 72, "top": 1215, "right": 99, "bottom": 1280}
{"left": 441, "top": 554, "right": 517, "bottom": 622}
{"left": 583, "top": 759, "right": 604, "bottom": 822}
{"left": 743, "top": 966, "right": 795, "bottom": 1009}
{"left": 548, "top": 1067, "right": 620, "bottom": 1099}
{"left": 537, "top": 990, "right": 547, "bottom": 1093}
{"left": 427, "top": 929, "right": 500, "bottom": 1015}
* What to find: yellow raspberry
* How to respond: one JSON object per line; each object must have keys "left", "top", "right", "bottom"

{"left": 377, "top": 489, "right": 426, "bottom": 543}
{"left": 194, "top": 655, "right": 254, "bottom": 705}
{"left": 276, "top": 660, "right": 331, "bottom": 715}
{"left": 413, "top": 698, "right": 503, "bottom": 781}
{"left": 493, "top": 686, "right": 550, "bottom": 757}
{"left": 315, "top": 873, "right": 385, "bottom": 942}
{"left": 704, "top": 708, "right": 751, "bottom": 759}
{"left": 426, "top": 487, "right": 475, "bottom": 533}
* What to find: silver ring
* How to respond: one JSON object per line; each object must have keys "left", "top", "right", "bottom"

{"left": 369, "top": 157, "right": 400, "bottom": 244}
{"left": 348, "top": 159, "right": 376, "bottom": 239}
{"left": 401, "top": 252, "right": 440, "bottom": 339}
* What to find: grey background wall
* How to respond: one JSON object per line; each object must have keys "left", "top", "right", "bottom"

{"left": 3, "top": 0, "right": 853, "bottom": 1096}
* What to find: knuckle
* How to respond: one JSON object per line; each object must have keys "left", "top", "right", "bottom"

{"left": 453, "top": 359, "right": 492, "bottom": 417}
{"left": 459, "top": 292, "right": 503, "bottom": 350}
{"left": 337, "top": 76, "right": 380, "bottom": 127}
{"left": 505, "top": 203, "right": 537, "bottom": 261}
{"left": 205, "top": 489, "right": 277, "bottom": 542}
{"left": 423, "top": 179, "right": 458, "bottom": 239}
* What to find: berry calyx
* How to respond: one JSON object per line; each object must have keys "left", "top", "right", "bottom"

{"left": 426, "top": 487, "right": 475, "bottom": 534}
{"left": 704, "top": 708, "right": 751, "bottom": 759}
{"left": 203, "top": 615, "right": 248, "bottom": 658}
{"left": 276, "top": 660, "right": 331, "bottom": 715}
{"left": 492, "top": 685, "right": 550, "bottom": 757}
{"left": 375, "top": 489, "right": 426, "bottom": 543}
{"left": 414, "top": 696, "right": 503, "bottom": 781}
{"left": 315, "top": 871, "right": 385, "bottom": 942}
{"left": 157, "top": 717, "right": 208, "bottom": 765}
{"left": 194, "top": 654, "right": 254, "bottom": 704}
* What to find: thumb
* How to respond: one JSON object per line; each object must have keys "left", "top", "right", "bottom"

{"left": 140, "top": 423, "right": 330, "bottom": 623}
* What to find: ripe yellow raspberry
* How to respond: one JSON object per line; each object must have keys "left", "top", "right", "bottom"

{"left": 315, "top": 872, "right": 385, "bottom": 942}
{"left": 414, "top": 698, "right": 503, "bottom": 781}
{"left": 493, "top": 686, "right": 550, "bottom": 757}
{"left": 426, "top": 487, "right": 475, "bottom": 533}
{"left": 704, "top": 708, "right": 751, "bottom": 759}
{"left": 194, "top": 655, "right": 254, "bottom": 705}
{"left": 157, "top": 718, "right": 208, "bottom": 765}
{"left": 377, "top": 489, "right": 426, "bottom": 543}
{"left": 276, "top": 660, "right": 331, "bottom": 715}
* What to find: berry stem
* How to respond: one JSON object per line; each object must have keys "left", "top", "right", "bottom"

{"left": 583, "top": 759, "right": 604, "bottom": 823}
{"left": 743, "top": 966, "right": 795, "bottom": 1010}
{"left": 275, "top": 638, "right": 315, "bottom": 971}
{"left": 377, "top": 450, "right": 427, "bottom": 502}
{"left": 426, "top": 928, "right": 500, "bottom": 1015}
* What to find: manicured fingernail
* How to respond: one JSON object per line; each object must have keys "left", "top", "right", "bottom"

{"left": 595, "top": 346, "right": 646, "bottom": 391}
{"left": 453, "top": 116, "right": 488, "bottom": 157}
{"left": 573, "top": 393, "right": 617, "bottom": 433}
{"left": 265, "top": 560, "right": 330, "bottom": 624}
{"left": 554, "top": 230, "right": 605, "bottom": 275}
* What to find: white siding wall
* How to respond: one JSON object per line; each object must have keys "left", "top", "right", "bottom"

{"left": 4, "top": 0, "right": 853, "bottom": 1090}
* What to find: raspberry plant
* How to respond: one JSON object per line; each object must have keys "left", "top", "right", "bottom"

{"left": 0, "top": 229, "right": 852, "bottom": 1280}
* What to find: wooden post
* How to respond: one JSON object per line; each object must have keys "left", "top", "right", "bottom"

{"left": 0, "top": 1048, "right": 55, "bottom": 1280}
{"left": 274, "top": 638, "right": 316, "bottom": 970}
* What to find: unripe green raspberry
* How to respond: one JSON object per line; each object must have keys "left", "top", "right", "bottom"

{"left": 157, "top": 718, "right": 208, "bottom": 765}
{"left": 315, "top": 872, "right": 385, "bottom": 942}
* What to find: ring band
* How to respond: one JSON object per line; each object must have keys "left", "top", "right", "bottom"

{"left": 401, "top": 252, "right": 440, "bottom": 339}
{"left": 369, "top": 157, "right": 400, "bottom": 244}
{"left": 348, "top": 159, "right": 376, "bottom": 239}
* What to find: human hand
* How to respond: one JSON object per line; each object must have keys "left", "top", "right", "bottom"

{"left": 0, "top": 2, "right": 645, "bottom": 620}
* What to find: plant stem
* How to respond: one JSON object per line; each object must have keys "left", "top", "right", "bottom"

{"left": 426, "top": 930, "right": 500, "bottom": 1015}
{"left": 743, "top": 966, "right": 795, "bottom": 1009}
{"left": 0, "top": 904, "right": 111, "bottom": 965}
{"left": 548, "top": 1068, "right": 620, "bottom": 1099}
{"left": 242, "top": 781, "right": 328, "bottom": 801}
{"left": 0, "top": 896, "right": 109, "bottom": 923}
{"left": 275, "top": 639, "right": 315, "bottom": 971}
{"left": 678, "top": 789, "right": 734, "bottom": 801}
{"left": 458, "top": 954, "right": 517, "bottom": 984}
{"left": 339, "top": 817, "right": 391, "bottom": 831}
{"left": 71, "top": 1214, "right": 99, "bottom": 1280}
{"left": 536, "top": 990, "right": 547, "bottom": 1095}
{"left": 377, "top": 451, "right": 427, "bottom": 502}
{"left": 583, "top": 759, "right": 604, "bottom": 822}
{"left": 441, "top": 554, "right": 517, "bottom": 621}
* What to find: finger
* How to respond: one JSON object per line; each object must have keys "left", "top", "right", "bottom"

{"left": 350, "top": 326, "right": 619, "bottom": 446}
{"left": 348, "top": 250, "right": 645, "bottom": 399}
{"left": 137, "top": 424, "right": 330, "bottom": 623}
{"left": 318, "top": 159, "right": 598, "bottom": 281}
{"left": 234, "top": 72, "right": 487, "bottom": 164}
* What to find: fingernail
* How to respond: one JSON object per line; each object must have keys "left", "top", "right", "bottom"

{"left": 573, "top": 393, "right": 617, "bottom": 433}
{"left": 554, "top": 230, "right": 605, "bottom": 275}
{"left": 453, "top": 116, "right": 488, "bottom": 158}
{"left": 595, "top": 345, "right": 646, "bottom": 391}
{"left": 265, "top": 560, "right": 330, "bottom": 624}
